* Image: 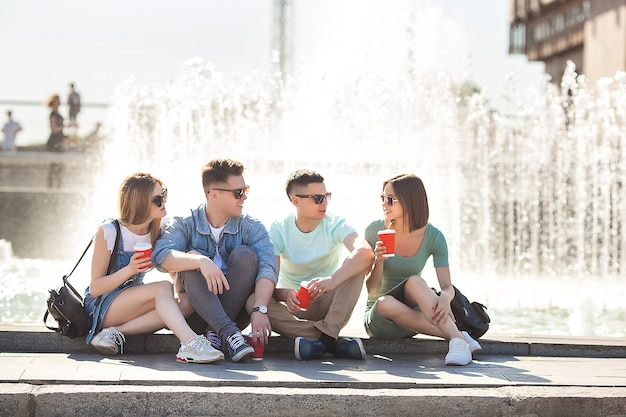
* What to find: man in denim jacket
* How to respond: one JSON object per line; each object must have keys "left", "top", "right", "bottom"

{"left": 154, "top": 159, "right": 277, "bottom": 362}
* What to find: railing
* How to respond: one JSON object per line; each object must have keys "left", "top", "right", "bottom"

{"left": 0, "top": 150, "right": 99, "bottom": 190}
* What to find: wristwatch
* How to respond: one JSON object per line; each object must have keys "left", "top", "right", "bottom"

{"left": 252, "top": 306, "right": 268, "bottom": 314}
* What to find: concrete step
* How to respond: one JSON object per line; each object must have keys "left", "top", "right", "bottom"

{"left": 3, "top": 383, "right": 625, "bottom": 417}
{"left": 2, "top": 324, "right": 626, "bottom": 416}
{"left": 3, "top": 323, "right": 626, "bottom": 358}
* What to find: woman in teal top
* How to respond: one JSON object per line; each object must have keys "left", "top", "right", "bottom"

{"left": 363, "top": 174, "right": 479, "bottom": 366}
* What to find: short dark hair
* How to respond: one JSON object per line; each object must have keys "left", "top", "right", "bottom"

{"left": 383, "top": 174, "right": 429, "bottom": 232}
{"left": 285, "top": 169, "right": 324, "bottom": 199}
{"left": 201, "top": 158, "right": 244, "bottom": 192}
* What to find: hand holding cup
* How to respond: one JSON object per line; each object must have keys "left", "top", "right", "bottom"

{"left": 133, "top": 242, "right": 153, "bottom": 270}
{"left": 377, "top": 229, "right": 396, "bottom": 257}
{"left": 295, "top": 280, "right": 312, "bottom": 310}
{"left": 247, "top": 332, "right": 265, "bottom": 360}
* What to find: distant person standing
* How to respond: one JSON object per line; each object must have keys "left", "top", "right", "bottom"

{"left": 45, "top": 94, "right": 66, "bottom": 187}
{"left": 67, "top": 83, "right": 81, "bottom": 126}
{"left": 2, "top": 110, "right": 22, "bottom": 151}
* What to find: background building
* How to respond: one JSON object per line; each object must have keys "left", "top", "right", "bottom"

{"left": 509, "top": 0, "right": 626, "bottom": 84}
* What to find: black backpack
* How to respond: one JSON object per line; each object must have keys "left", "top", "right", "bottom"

{"left": 44, "top": 275, "right": 92, "bottom": 338}
{"left": 433, "top": 285, "right": 490, "bottom": 339}
{"left": 449, "top": 285, "right": 490, "bottom": 339}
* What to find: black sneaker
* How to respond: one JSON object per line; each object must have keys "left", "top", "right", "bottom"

{"left": 225, "top": 332, "right": 254, "bottom": 362}
{"left": 334, "top": 337, "right": 366, "bottom": 359}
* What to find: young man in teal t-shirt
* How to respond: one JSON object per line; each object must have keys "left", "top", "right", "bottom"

{"left": 247, "top": 169, "right": 374, "bottom": 360}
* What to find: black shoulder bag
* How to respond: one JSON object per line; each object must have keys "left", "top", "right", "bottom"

{"left": 43, "top": 220, "right": 121, "bottom": 338}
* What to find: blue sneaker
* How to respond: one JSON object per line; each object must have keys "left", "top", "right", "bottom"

{"left": 294, "top": 337, "right": 325, "bottom": 360}
{"left": 225, "top": 332, "right": 254, "bottom": 362}
{"left": 335, "top": 337, "right": 366, "bottom": 359}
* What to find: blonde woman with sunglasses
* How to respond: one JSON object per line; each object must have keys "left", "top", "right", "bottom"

{"left": 363, "top": 174, "right": 480, "bottom": 366}
{"left": 84, "top": 173, "right": 223, "bottom": 363}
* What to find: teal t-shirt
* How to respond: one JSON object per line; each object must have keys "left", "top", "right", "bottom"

{"left": 364, "top": 219, "right": 449, "bottom": 309}
{"left": 270, "top": 212, "right": 356, "bottom": 290}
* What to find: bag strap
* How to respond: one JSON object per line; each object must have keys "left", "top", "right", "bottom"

{"left": 61, "top": 219, "right": 121, "bottom": 301}
{"left": 43, "top": 310, "right": 54, "bottom": 330}
{"left": 64, "top": 238, "right": 94, "bottom": 281}
{"left": 60, "top": 237, "right": 95, "bottom": 302}
{"left": 107, "top": 219, "right": 121, "bottom": 275}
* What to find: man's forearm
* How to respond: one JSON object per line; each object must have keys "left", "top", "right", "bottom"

{"left": 272, "top": 287, "right": 292, "bottom": 302}
{"left": 160, "top": 251, "right": 207, "bottom": 272}
{"left": 330, "top": 246, "right": 375, "bottom": 285}
{"left": 253, "top": 277, "right": 276, "bottom": 306}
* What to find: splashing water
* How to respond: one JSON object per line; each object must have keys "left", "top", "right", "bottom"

{"left": 102, "top": 62, "right": 626, "bottom": 274}
{"left": 91, "top": 59, "right": 626, "bottom": 337}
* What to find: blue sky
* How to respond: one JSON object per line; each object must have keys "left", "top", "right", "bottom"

{"left": 1, "top": 0, "right": 545, "bottom": 105}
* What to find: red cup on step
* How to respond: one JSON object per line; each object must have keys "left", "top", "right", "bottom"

{"left": 247, "top": 332, "right": 265, "bottom": 360}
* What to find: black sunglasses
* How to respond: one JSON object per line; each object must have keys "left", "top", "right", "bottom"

{"left": 295, "top": 192, "right": 332, "bottom": 204}
{"left": 152, "top": 188, "right": 168, "bottom": 208}
{"left": 381, "top": 194, "right": 399, "bottom": 206}
{"left": 211, "top": 185, "right": 250, "bottom": 199}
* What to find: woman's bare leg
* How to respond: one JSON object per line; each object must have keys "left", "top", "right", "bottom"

{"left": 101, "top": 281, "right": 196, "bottom": 343}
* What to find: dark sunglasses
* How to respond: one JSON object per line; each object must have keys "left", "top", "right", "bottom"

{"left": 211, "top": 185, "right": 250, "bottom": 199}
{"left": 295, "top": 192, "right": 332, "bottom": 204}
{"left": 381, "top": 194, "right": 399, "bottom": 206}
{"left": 152, "top": 188, "right": 168, "bottom": 208}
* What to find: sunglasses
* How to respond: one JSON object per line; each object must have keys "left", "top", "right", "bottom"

{"left": 152, "top": 188, "right": 168, "bottom": 208}
{"left": 381, "top": 194, "right": 400, "bottom": 206}
{"left": 295, "top": 192, "right": 332, "bottom": 204}
{"left": 211, "top": 185, "right": 250, "bottom": 199}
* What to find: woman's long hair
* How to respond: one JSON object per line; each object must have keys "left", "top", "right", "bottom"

{"left": 118, "top": 173, "right": 164, "bottom": 245}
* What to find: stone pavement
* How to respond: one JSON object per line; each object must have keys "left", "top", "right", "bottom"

{"left": 1, "top": 323, "right": 626, "bottom": 416}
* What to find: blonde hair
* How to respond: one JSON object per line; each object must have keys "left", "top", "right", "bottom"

{"left": 45, "top": 94, "right": 60, "bottom": 108}
{"left": 118, "top": 173, "right": 164, "bottom": 245}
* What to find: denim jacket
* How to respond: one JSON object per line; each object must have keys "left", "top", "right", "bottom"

{"left": 153, "top": 203, "right": 278, "bottom": 283}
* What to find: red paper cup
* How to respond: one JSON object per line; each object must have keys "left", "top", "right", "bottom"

{"left": 296, "top": 281, "right": 312, "bottom": 310}
{"left": 377, "top": 229, "right": 396, "bottom": 257}
{"left": 134, "top": 242, "right": 153, "bottom": 269}
{"left": 248, "top": 333, "right": 265, "bottom": 360}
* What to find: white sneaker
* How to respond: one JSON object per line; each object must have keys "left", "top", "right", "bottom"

{"left": 461, "top": 331, "right": 482, "bottom": 353}
{"left": 176, "top": 335, "right": 225, "bottom": 364}
{"left": 444, "top": 337, "right": 472, "bottom": 366}
{"left": 90, "top": 327, "right": 125, "bottom": 355}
